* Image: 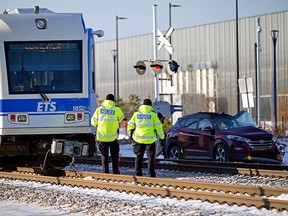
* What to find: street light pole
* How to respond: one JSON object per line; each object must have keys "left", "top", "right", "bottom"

{"left": 256, "top": 17, "right": 262, "bottom": 127}
{"left": 236, "top": 0, "right": 240, "bottom": 113}
{"left": 116, "top": 15, "right": 127, "bottom": 102}
{"left": 111, "top": 49, "right": 117, "bottom": 98}
{"left": 168, "top": 3, "right": 181, "bottom": 107}
{"left": 169, "top": 3, "right": 181, "bottom": 61}
{"left": 271, "top": 29, "right": 279, "bottom": 131}
{"left": 153, "top": 4, "right": 159, "bottom": 102}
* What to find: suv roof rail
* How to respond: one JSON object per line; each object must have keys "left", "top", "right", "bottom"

{"left": 197, "top": 111, "right": 225, "bottom": 115}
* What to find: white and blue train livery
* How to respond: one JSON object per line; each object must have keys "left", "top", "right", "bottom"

{"left": 0, "top": 6, "right": 104, "bottom": 168}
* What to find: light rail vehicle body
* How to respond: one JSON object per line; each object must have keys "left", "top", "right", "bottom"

{"left": 0, "top": 6, "right": 103, "bottom": 168}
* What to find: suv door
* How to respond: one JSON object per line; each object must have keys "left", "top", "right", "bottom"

{"left": 194, "top": 118, "right": 215, "bottom": 158}
{"left": 177, "top": 117, "right": 200, "bottom": 158}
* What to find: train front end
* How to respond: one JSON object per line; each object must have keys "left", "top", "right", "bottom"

{"left": 0, "top": 7, "right": 103, "bottom": 168}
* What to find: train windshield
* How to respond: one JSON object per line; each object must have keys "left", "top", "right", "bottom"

{"left": 5, "top": 41, "right": 82, "bottom": 94}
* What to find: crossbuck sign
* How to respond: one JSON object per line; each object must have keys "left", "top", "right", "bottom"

{"left": 157, "top": 26, "right": 174, "bottom": 55}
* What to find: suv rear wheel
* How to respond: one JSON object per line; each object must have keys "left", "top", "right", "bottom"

{"left": 168, "top": 145, "right": 181, "bottom": 159}
{"left": 213, "top": 144, "right": 229, "bottom": 162}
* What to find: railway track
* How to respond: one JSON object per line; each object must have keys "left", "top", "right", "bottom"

{"left": 0, "top": 167, "right": 287, "bottom": 211}
{"left": 75, "top": 156, "right": 288, "bottom": 178}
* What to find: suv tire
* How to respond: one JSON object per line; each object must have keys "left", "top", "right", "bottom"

{"left": 213, "top": 144, "right": 229, "bottom": 162}
{"left": 168, "top": 145, "right": 181, "bottom": 160}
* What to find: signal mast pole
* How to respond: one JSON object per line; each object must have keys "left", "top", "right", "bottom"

{"left": 256, "top": 17, "right": 262, "bottom": 127}
{"left": 153, "top": 4, "right": 159, "bottom": 102}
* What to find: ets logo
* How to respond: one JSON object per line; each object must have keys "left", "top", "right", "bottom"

{"left": 37, "top": 101, "right": 56, "bottom": 112}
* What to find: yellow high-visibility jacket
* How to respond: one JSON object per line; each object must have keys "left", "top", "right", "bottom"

{"left": 127, "top": 105, "right": 165, "bottom": 144}
{"left": 162, "top": 118, "right": 172, "bottom": 133}
{"left": 91, "top": 100, "right": 124, "bottom": 142}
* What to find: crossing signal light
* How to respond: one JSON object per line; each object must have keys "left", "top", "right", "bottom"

{"left": 150, "top": 60, "right": 163, "bottom": 75}
{"left": 134, "top": 61, "right": 146, "bottom": 75}
{"left": 167, "top": 60, "right": 180, "bottom": 75}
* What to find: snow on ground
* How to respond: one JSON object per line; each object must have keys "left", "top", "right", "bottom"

{"left": 0, "top": 201, "right": 67, "bottom": 216}
{"left": 1, "top": 177, "right": 287, "bottom": 216}
{"left": 0, "top": 140, "right": 287, "bottom": 216}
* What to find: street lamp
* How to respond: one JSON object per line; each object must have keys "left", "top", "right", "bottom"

{"left": 270, "top": 29, "right": 279, "bottom": 130}
{"left": 116, "top": 15, "right": 127, "bottom": 101}
{"left": 168, "top": 3, "right": 181, "bottom": 106}
{"left": 169, "top": 3, "right": 181, "bottom": 61}
{"left": 111, "top": 49, "right": 117, "bottom": 98}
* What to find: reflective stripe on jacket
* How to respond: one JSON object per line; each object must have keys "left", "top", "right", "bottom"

{"left": 127, "top": 104, "right": 164, "bottom": 144}
{"left": 91, "top": 100, "right": 124, "bottom": 142}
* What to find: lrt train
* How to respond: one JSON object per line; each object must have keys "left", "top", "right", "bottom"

{"left": 0, "top": 6, "right": 104, "bottom": 169}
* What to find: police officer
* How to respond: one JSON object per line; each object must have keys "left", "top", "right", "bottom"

{"left": 156, "top": 112, "right": 172, "bottom": 156}
{"left": 157, "top": 112, "right": 172, "bottom": 134}
{"left": 127, "top": 98, "right": 165, "bottom": 177}
{"left": 91, "top": 94, "right": 124, "bottom": 174}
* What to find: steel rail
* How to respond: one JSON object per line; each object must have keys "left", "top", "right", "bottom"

{"left": 1, "top": 169, "right": 287, "bottom": 211}
{"left": 77, "top": 156, "right": 288, "bottom": 171}
{"left": 75, "top": 157, "right": 288, "bottom": 178}
{"left": 16, "top": 167, "right": 288, "bottom": 196}
{"left": 63, "top": 170, "right": 288, "bottom": 197}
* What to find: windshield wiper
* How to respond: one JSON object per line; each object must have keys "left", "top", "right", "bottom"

{"left": 21, "top": 66, "right": 50, "bottom": 102}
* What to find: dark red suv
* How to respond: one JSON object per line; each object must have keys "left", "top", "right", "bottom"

{"left": 164, "top": 111, "right": 281, "bottom": 163}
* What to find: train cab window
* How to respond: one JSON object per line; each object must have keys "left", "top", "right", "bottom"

{"left": 4, "top": 41, "right": 82, "bottom": 94}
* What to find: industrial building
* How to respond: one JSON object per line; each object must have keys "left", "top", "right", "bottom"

{"left": 96, "top": 10, "right": 288, "bottom": 129}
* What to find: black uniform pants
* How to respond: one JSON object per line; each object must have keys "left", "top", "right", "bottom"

{"left": 98, "top": 139, "right": 120, "bottom": 174}
{"left": 133, "top": 142, "right": 156, "bottom": 177}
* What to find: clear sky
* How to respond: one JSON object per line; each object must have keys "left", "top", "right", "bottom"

{"left": 1, "top": 0, "right": 288, "bottom": 41}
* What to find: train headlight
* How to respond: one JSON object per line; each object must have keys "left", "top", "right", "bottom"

{"left": 35, "top": 18, "right": 47, "bottom": 30}
{"left": 51, "top": 140, "right": 64, "bottom": 154}
{"left": 82, "top": 144, "right": 89, "bottom": 157}
{"left": 17, "top": 115, "right": 27, "bottom": 122}
{"left": 65, "top": 112, "right": 84, "bottom": 124}
{"left": 8, "top": 113, "right": 29, "bottom": 124}
{"left": 51, "top": 140, "right": 89, "bottom": 157}
{"left": 66, "top": 113, "right": 76, "bottom": 122}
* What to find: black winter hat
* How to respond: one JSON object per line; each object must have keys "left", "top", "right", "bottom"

{"left": 143, "top": 98, "right": 152, "bottom": 106}
{"left": 106, "top": 94, "right": 115, "bottom": 101}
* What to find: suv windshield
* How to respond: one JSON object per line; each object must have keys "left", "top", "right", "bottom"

{"left": 213, "top": 111, "right": 256, "bottom": 130}
{"left": 234, "top": 110, "right": 256, "bottom": 127}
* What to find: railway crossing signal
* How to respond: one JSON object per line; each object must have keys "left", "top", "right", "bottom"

{"left": 134, "top": 60, "right": 180, "bottom": 75}
{"left": 150, "top": 60, "right": 163, "bottom": 75}
{"left": 134, "top": 23, "right": 178, "bottom": 76}
{"left": 133, "top": 61, "right": 146, "bottom": 75}
{"left": 157, "top": 27, "right": 174, "bottom": 55}
{"left": 167, "top": 60, "right": 180, "bottom": 75}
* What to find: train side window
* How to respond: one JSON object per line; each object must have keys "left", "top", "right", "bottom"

{"left": 90, "top": 45, "right": 95, "bottom": 92}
